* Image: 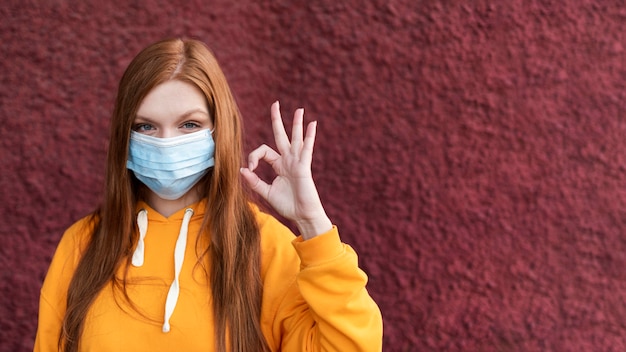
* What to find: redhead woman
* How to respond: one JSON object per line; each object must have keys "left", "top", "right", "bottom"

{"left": 34, "top": 38, "right": 382, "bottom": 352}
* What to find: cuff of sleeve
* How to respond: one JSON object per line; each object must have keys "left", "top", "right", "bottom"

{"left": 292, "top": 225, "right": 343, "bottom": 267}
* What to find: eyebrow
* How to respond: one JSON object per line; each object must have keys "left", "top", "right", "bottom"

{"left": 135, "top": 109, "right": 210, "bottom": 123}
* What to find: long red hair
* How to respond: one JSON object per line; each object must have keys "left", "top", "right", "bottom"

{"left": 60, "top": 38, "right": 269, "bottom": 352}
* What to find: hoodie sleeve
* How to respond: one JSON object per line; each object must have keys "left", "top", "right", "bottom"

{"left": 33, "top": 218, "right": 91, "bottom": 352}
{"left": 269, "top": 226, "right": 383, "bottom": 351}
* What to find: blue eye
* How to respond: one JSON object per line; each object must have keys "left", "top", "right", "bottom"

{"left": 182, "top": 122, "right": 200, "bottom": 129}
{"left": 134, "top": 123, "right": 155, "bottom": 132}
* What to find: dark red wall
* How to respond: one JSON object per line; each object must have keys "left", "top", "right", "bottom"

{"left": 2, "top": 1, "right": 626, "bottom": 351}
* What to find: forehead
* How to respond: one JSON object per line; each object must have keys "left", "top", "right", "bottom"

{"left": 136, "top": 80, "right": 208, "bottom": 120}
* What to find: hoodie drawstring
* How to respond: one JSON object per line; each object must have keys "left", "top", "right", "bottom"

{"left": 131, "top": 207, "right": 194, "bottom": 333}
{"left": 163, "top": 208, "right": 193, "bottom": 333}
{"left": 132, "top": 209, "right": 148, "bottom": 267}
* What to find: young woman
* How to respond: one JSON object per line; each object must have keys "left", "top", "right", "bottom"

{"left": 34, "top": 38, "right": 382, "bottom": 352}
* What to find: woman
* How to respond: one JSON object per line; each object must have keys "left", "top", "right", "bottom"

{"left": 34, "top": 38, "right": 382, "bottom": 352}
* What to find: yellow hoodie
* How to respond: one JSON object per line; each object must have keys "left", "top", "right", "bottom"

{"left": 34, "top": 200, "right": 383, "bottom": 351}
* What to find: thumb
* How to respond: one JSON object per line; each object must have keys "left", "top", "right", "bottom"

{"left": 240, "top": 167, "right": 270, "bottom": 200}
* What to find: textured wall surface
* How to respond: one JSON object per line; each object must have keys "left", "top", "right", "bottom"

{"left": 1, "top": 1, "right": 626, "bottom": 351}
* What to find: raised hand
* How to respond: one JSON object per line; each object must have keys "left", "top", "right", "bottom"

{"left": 240, "top": 101, "right": 332, "bottom": 240}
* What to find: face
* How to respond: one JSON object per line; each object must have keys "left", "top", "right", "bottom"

{"left": 133, "top": 80, "right": 213, "bottom": 138}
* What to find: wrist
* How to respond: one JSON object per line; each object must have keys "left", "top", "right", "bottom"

{"left": 295, "top": 215, "right": 333, "bottom": 240}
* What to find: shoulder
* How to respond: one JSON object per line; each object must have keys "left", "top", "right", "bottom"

{"left": 250, "top": 203, "right": 297, "bottom": 245}
{"left": 47, "top": 213, "right": 99, "bottom": 277}
{"left": 40, "top": 213, "right": 99, "bottom": 304}
{"left": 59, "top": 213, "right": 99, "bottom": 253}
{"left": 249, "top": 203, "right": 300, "bottom": 274}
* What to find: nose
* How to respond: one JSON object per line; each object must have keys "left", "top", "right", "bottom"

{"left": 158, "top": 128, "right": 178, "bottom": 139}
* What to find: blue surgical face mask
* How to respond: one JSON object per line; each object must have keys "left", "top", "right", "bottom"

{"left": 126, "top": 129, "right": 215, "bottom": 200}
